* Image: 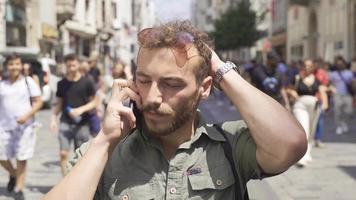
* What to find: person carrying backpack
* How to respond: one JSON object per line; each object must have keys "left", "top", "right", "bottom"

{"left": 0, "top": 54, "right": 43, "bottom": 200}
{"left": 250, "top": 53, "right": 291, "bottom": 110}
{"left": 329, "top": 56, "right": 355, "bottom": 135}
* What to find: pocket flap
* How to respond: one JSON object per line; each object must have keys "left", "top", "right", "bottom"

{"left": 113, "top": 180, "right": 156, "bottom": 200}
{"left": 188, "top": 164, "right": 235, "bottom": 191}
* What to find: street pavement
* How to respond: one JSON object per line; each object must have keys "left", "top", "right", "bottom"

{"left": 0, "top": 91, "right": 355, "bottom": 199}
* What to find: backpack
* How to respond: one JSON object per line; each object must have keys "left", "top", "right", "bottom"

{"left": 337, "top": 71, "right": 356, "bottom": 96}
{"left": 213, "top": 124, "right": 249, "bottom": 200}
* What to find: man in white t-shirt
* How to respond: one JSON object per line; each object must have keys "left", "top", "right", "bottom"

{"left": 0, "top": 54, "right": 43, "bottom": 199}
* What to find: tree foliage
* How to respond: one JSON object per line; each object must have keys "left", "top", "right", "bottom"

{"left": 212, "top": 1, "right": 262, "bottom": 50}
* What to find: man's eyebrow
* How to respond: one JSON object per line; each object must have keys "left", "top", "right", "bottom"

{"left": 161, "top": 77, "right": 185, "bottom": 82}
{"left": 136, "top": 71, "right": 185, "bottom": 82}
{"left": 136, "top": 71, "right": 150, "bottom": 77}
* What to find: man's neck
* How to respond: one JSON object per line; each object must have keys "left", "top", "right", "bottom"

{"left": 66, "top": 72, "right": 81, "bottom": 81}
{"left": 158, "top": 115, "right": 198, "bottom": 159}
{"left": 9, "top": 74, "right": 21, "bottom": 83}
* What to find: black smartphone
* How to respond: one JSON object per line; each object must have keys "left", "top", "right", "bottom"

{"left": 129, "top": 100, "right": 142, "bottom": 130}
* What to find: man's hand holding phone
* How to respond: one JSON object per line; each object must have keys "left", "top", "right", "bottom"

{"left": 95, "top": 79, "right": 142, "bottom": 149}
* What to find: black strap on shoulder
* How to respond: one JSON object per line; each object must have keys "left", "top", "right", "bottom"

{"left": 213, "top": 124, "right": 249, "bottom": 200}
{"left": 24, "top": 76, "right": 33, "bottom": 106}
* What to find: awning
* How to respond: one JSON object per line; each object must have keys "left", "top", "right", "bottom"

{"left": 65, "top": 20, "right": 97, "bottom": 38}
{"left": 0, "top": 47, "right": 40, "bottom": 58}
{"left": 270, "top": 32, "right": 287, "bottom": 47}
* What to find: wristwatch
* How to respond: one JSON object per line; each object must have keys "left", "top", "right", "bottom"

{"left": 214, "top": 61, "right": 240, "bottom": 90}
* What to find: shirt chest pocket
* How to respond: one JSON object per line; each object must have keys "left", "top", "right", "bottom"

{"left": 110, "top": 180, "right": 156, "bottom": 200}
{"left": 187, "top": 164, "right": 235, "bottom": 198}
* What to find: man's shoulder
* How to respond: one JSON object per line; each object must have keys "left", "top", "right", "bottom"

{"left": 214, "top": 120, "right": 248, "bottom": 137}
{"left": 58, "top": 78, "right": 69, "bottom": 85}
{"left": 81, "top": 75, "right": 96, "bottom": 86}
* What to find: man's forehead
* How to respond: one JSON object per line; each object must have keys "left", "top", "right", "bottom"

{"left": 137, "top": 47, "right": 201, "bottom": 73}
{"left": 138, "top": 48, "right": 174, "bottom": 64}
{"left": 137, "top": 48, "right": 182, "bottom": 73}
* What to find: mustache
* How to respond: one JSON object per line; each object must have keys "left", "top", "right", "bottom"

{"left": 141, "top": 103, "right": 174, "bottom": 115}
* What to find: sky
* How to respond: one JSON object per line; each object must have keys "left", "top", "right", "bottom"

{"left": 153, "top": 0, "right": 192, "bottom": 22}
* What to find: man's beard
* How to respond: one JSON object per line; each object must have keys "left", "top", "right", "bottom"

{"left": 141, "top": 91, "right": 200, "bottom": 137}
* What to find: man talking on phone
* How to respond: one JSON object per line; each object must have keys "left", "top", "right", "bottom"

{"left": 44, "top": 21, "right": 307, "bottom": 200}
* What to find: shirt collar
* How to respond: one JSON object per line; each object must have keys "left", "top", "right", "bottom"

{"left": 194, "top": 111, "right": 226, "bottom": 143}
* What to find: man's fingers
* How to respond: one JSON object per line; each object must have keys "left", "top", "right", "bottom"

{"left": 111, "top": 79, "right": 130, "bottom": 99}
{"left": 122, "top": 87, "right": 142, "bottom": 108}
{"left": 109, "top": 79, "right": 141, "bottom": 108}
{"left": 118, "top": 106, "right": 136, "bottom": 128}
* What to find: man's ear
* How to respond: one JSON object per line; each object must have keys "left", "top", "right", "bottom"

{"left": 199, "top": 76, "right": 213, "bottom": 100}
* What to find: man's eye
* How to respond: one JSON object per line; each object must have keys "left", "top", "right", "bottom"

{"left": 164, "top": 82, "right": 183, "bottom": 88}
{"left": 138, "top": 79, "right": 151, "bottom": 84}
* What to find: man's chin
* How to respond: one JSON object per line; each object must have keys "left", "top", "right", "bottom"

{"left": 143, "top": 119, "right": 173, "bottom": 137}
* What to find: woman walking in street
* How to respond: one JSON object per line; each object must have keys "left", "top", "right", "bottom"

{"left": 287, "top": 59, "right": 328, "bottom": 167}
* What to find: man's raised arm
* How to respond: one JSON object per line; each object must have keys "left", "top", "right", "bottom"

{"left": 211, "top": 51, "right": 307, "bottom": 174}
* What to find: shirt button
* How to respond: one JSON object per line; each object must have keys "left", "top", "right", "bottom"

{"left": 216, "top": 179, "right": 223, "bottom": 186}
{"left": 170, "top": 187, "right": 177, "bottom": 194}
{"left": 121, "top": 194, "right": 129, "bottom": 200}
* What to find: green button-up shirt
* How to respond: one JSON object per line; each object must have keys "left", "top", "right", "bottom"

{"left": 68, "top": 114, "right": 265, "bottom": 200}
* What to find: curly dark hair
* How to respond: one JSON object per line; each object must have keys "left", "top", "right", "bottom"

{"left": 137, "top": 20, "right": 213, "bottom": 84}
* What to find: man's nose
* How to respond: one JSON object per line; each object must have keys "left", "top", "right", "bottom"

{"left": 146, "top": 82, "right": 163, "bottom": 106}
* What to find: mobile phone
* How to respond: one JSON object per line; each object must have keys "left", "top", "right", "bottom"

{"left": 129, "top": 100, "right": 141, "bottom": 129}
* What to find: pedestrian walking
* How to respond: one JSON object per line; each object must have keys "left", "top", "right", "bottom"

{"left": 313, "top": 59, "right": 330, "bottom": 147}
{"left": 49, "top": 53, "right": 98, "bottom": 175}
{"left": 287, "top": 59, "right": 328, "bottom": 167}
{"left": 250, "top": 53, "right": 290, "bottom": 110}
{"left": 44, "top": 20, "right": 307, "bottom": 200}
{"left": 23, "top": 63, "right": 40, "bottom": 87}
{"left": 0, "top": 54, "right": 43, "bottom": 200}
{"left": 80, "top": 58, "right": 102, "bottom": 137}
{"left": 329, "top": 56, "right": 355, "bottom": 135}
{"left": 88, "top": 51, "right": 102, "bottom": 89}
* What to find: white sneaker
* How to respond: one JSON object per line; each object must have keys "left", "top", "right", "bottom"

{"left": 341, "top": 123, "right": 349, "bottom": 133}
{"left": 336, "top": 126, "right": 344, "bottom": 135}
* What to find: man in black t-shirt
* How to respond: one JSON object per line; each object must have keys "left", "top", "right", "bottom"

{"left": 50, "top": 53, "right": 98, "bottom": 175}
{"left": 88, "top": 52, "right": 101, "bottom": 87}
{"left": 251, "top": 53, "right": 290, "bottom": 109}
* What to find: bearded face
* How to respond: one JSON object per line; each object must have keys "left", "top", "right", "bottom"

{"left": 141, "top": 89, "right": 200, "bottom": 137}
{"left": 136, "top": 47, "right": 207, "bottom": 138}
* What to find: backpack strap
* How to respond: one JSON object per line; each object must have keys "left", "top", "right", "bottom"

{"left": 24, "top": 76, "right": 33, "bottom": 106}
{"left": 294, "top": 74, "right": 301, "bottom": 89}
{"left": 213, "top": 124, "right": 249, "bottom": 200}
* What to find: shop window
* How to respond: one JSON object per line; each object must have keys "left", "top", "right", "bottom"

{"left": 293, "top": 7, "right": 299, "bottom": 20}
{"left": 112, "top": 2, "right": 117, "bottom": 19}
{"left": 206, "top": 15, "right": 213, "bottom": 25}
{"left": 334, "top": 41, "right": 343, "bottom": 50}
{"left": 291, "top": 45, "right": 303, "bottom": 60}
{"left": 82, "top": 39, "right": 91, "bottom": 57}
{"left": 5, "top": 0, "right": 26, "bottom": 46}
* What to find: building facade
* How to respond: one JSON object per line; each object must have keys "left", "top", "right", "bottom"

{"left": 193, "top": 0, "right": 251, "bottom": 61}
{"left": 270, "top": 0, "right": 288, "bottom": 60}
{"left": 193, "top": 0, "right": 242, "bottom": 33}
{"left": 250, "top": 0, "right": 272, "bottom": 62}
{"left": 113, "top": 0, "right": 155, "bottom": 66}
{"left": 287, "top": 0, "right": 355, "bottom": 63}
{"left": 0, "top": 0, "right": 58, "bottom": 61}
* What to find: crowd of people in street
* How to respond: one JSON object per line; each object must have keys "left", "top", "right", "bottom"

{"left": 0, "top": 21, "right": 354, "bottom": 199}
{"left": 241, "top": 53, "right": 356, "bottom": 167}
{"left": 0, "top": 51, "right": 134, "bottom": 199}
